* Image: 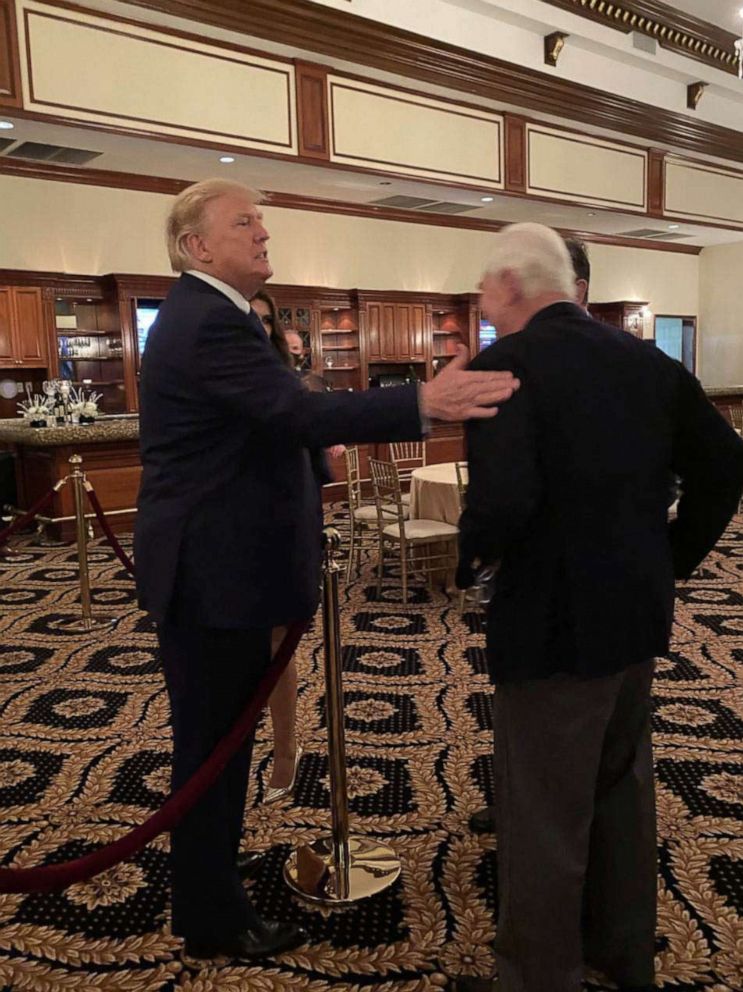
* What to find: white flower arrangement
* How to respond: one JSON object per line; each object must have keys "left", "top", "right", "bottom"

{"left": 69, "top": 387, "right": 102, "bottom": 422}
{"left": 17, "top": 384, "right": 54, "bottom": 425}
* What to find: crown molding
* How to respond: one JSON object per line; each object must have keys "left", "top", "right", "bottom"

{"left": 542, "top": 0, "right": 739, "bottom": 77}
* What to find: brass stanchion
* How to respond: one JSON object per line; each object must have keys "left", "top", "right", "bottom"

{"left": 54, "top": 454, "right": 114, "bottom": 634}
{"left": 284, "top": 528, "right": 401, "bottom": 906}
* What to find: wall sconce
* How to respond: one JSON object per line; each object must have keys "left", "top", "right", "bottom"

{"left": 687, "top": 82, "right": 707, "bottom": 110}
{"left": 544, "top": 32, "right": 569, "bottom": 67}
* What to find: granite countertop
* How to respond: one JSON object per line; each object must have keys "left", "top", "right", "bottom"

{"left": 0, "top": 417, "right": 139, "bottom": 447}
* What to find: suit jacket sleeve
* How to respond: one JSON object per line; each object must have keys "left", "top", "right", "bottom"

{"left": 195, "top": 304, "right": 422, "bottom": 447}
{"left": 458, "top": 372, "right": 542, "bottom": 586}
{"left": 669, "top": 365, "right": 743, "bottom": 579}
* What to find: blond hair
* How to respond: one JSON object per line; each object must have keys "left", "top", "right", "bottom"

{"left": 484, "top": 223, "right": 576, "bottom": 299}
{"left": 166, "top": 178, "right": 263, "bottom": 271}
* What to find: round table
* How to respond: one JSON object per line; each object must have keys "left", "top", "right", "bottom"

{"left": 409, "top": 462, "right": 464, "bottom": 527}
{"left": 409, "top": 462, "right": 465, "bottom": 589}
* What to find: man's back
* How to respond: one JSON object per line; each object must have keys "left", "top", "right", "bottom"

{"left": 460, "top": 302, "right": 743, "bottom": 682}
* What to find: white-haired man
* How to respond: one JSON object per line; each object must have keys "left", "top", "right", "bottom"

{"left": 452, "top": 223, "right": 743, "bottom": 992}
{"left": 134, "top": 178, "right": 518, "bottom": 964}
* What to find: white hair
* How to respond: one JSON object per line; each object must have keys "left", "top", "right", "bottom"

{"left": 166, "top": 178, "right": 263, "bottom": 272}
{"left": 483, "top": 223, "right": 576, "bottom": 299}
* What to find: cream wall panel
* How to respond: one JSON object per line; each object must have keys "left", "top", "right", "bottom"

{"left": 328, "top": 77, "right": 503, "bottom": 187}
{"left": 699, "top": 243, "right": 743, "bottom": 387}
{"left": 18, "top": 0, "right": 296, "bottom": 153}
{"left": 527, "top": 125, "right": 647, "bottom": 212}
{"left": 0, "top": 173, "right": 701, "bottom": 363}
{"left": 665, "top": 158, "right": 743, "bottom": 228}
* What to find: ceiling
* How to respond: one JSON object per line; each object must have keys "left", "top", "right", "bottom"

{"left": 670, "top": 0, "right": 743, "bottom": 33}
{"left": 0, "top": 114, "right": 740, "bottom": 249}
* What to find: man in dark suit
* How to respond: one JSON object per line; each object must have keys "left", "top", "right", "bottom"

{"left": 451, "top": 223, "right": 743, "bottom": 992}
{"left": 134, "top": 178, "right": 518, "bottom": 964}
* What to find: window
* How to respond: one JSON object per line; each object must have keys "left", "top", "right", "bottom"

{"left": 654, "top": 316, "right": 696, "bottom": 373}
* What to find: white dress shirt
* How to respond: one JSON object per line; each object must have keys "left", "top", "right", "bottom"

{"left": 186, "top": 270, "right": 252, "bottom": 316}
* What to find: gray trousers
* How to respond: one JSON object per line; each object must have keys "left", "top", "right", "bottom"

{"left": 493, "top": 660, "right": 656, "bottom": 992}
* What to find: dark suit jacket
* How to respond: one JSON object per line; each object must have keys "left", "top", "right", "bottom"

{"left": 134, "top": 274, "right": 421, "bottom": 629}
{"left": 458, "top": 302, "right": 743, "bottom": 683}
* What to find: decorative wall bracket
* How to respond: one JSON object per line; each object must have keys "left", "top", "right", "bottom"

{"left": 544, "top": 31, "right": 569, "bottom": 67}
{"left": 687, "top": 82, "right": 707, "bottom": 111}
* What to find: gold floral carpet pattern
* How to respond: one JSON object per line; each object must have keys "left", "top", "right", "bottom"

{"left": 0, "top": 509, "right": 741, "bottom": 992}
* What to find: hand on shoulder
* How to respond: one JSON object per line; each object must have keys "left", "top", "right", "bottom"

{"left": 419, "top": 344, "right": 519, "bottom": 422}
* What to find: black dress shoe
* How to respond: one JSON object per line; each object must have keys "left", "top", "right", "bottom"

{"left": 236, "top": 851, "right": 266, "bottom": 879}
{"left": 184, "top": 920, "right": 307, "bottom": 962}
{"left": 446, "top": 978, "right": 499, "bottom": 992}
{"left": 469, "top": 805, "right": 496, "bottom": 834}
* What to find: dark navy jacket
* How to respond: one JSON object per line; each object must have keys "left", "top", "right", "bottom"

{"left": 135, "top": 274, "right": 421, "bottom": 629}
{"left": 458, "top": 302, "right": 743, "bottom": 683}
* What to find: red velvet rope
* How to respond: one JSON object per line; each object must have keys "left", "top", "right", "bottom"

{"left": 0, "top": 488, "right": 57, "bottom": 547}
{"left": 84, "top": 486, "right": 136, "bottom": 576}
{"left": 0, "top": 618, "right": 310, "bottom": 892}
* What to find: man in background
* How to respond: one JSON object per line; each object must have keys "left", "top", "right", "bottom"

{"left": 452, "top": 223, "right": 743, "bottom": 992}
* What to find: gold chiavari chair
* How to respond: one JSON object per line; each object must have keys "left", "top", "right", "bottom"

{"left": 390, "top": 441, "right": 426, "bottom": 506}
{"left": 344, "top": 447, "right": 408, "bottom": 582}
{"left": 370, "top": 458, "right": 458, "bottom": 605}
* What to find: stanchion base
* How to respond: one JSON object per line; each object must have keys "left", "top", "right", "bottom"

{"left": 51, "top": 616, "right": 116, "bottom": 634}
{"left": 283, "top": 835, "right": 401, "bottom": 906}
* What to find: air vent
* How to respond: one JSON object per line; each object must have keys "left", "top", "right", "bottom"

{"left": 0, "top": 137, "right": 15, "bottom": 153}
{"left": 416, "top": 201, "right": 479, "bottom": 214}
{"left": 5, "top": 141, "right": 102, "bottom": 165}
{"left": 620, "top": 228, "right": 689, "bottom": 240}
{"left": 371, "top": 195, "right": 439, "bottom": 208}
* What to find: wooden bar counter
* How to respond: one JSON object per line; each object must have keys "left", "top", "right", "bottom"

{"left": 0, "top": 416, "right": 140, "bottom": 541}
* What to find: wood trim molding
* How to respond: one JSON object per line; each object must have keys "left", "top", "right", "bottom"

{"left": 504, "top": 114, "right": 527, "bottom": 194}
{"left": 0, "top": 156, "right": 702, "bottom": 255}
{"left": 0, "top": 0, "right": 22, "bottom": 108}
{"left": 542, "top": 0, "right": 739, "bottom": 77}
{"left": 647, "top": 148, "right": 666, "bottom": 218}
{"left": 118, "top": 0, "right": 743, "bottom": 168}
{"left": 295, "top": 60, "right": 330, "bottom": 160}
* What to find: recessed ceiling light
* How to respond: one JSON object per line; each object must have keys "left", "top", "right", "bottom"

{"left": 0, "top": 121, "right": 14, "bottom": 130}
{"left": 587, "top": 211, "right": 596, "bottom": 216}
{"left": 219, "top": 155, "right": 235, "bottom": 164}
{"left": 668, "top": 223, "right": 680, "bottom": 230}
{"left": 481, "top": 196, "right": 494, "bottom": 203}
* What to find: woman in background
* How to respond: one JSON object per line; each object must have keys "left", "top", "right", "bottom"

{"left": 250, "top": 289, "right": 302, "bottom": 802}
{"left": 250, "top": 290, "right": 344, "bottom": 801}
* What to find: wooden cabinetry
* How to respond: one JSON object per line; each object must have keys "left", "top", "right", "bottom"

{"left": 53, "top": 294, "right": 126, "bottom": 413}
{"left": 0, "top": 286, "right": 47, "bottom": 368}
{"left": 318, "top": 305, "right": 361, "bottom": 391}
{"left": 366, "top": 302, "right": 426, "bottom": 362}
{"left": 590, "top": 300, "right": 648, "bottom": 337}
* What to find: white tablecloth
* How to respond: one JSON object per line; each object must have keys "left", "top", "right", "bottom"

{"left": 409, "top": 463, "right": 462, "bottom": 527}
{"left": 409, "top": 462, "right": 463, "bottom": 589}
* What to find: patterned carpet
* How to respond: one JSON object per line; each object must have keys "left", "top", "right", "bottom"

{"left": 0, "top": 507, "right": 741, "bottom": 992}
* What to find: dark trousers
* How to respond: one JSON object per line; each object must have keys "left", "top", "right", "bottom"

{"left": 158, "top": 618, "right": 272, "bottom": 941}
{"left": 493, "top": 660, "right": 656, "bottom": 992}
